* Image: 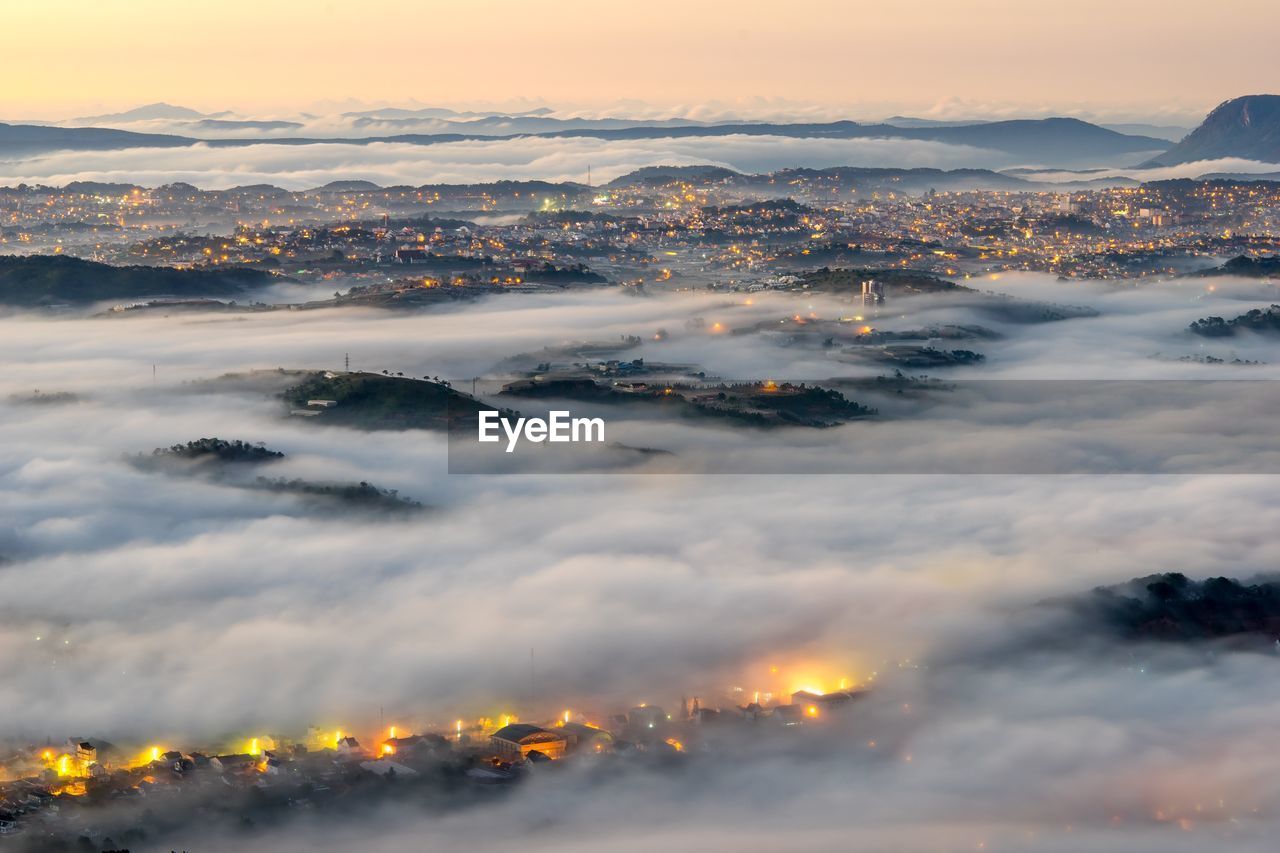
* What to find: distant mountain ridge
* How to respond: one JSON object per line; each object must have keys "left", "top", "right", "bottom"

{"left": 1144, "top": 95, "right": 1280, "bottom": 166}
{"left": 0, "top": 116, "right": 1170, "bottom": 167}
{"left": 884, "top": 116, "right": 1192, "bottom": 142}
{"left": 68, "top": 102, "right": 215, "bottom": 124}
{"left": 0, "top": 122, "right": 192, "bottom": 155}
{"left": 524, "top": 117, "right": 1169, "bottom": 164}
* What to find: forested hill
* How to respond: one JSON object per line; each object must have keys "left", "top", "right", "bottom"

{"left": 0, "top": 254, "right": 280, "bottom": 306}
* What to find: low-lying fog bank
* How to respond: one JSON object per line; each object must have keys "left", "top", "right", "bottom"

{"left": 3, "top": 273, "right": 1280, "bottom": 848}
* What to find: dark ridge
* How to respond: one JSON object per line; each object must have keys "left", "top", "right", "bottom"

{"left": 144, "top": 438, "right": 285, "bottom": 465}
{"left": 1188, "top": 254, "right": 1280, "bottom": 279}
{"left": 251, "top": 477, "right": 423, "bottom": 513}
{"left": 0, "top": 116, "right": 1170, "bottom": 167}
{"left": 0, "top": 255, "right": 282, "bottom": 306}
{"left": 800, "top": 267, "right": 970, "bottom": 295}
{"left": 1189, "top": 304, "right": 1280, "bottom": 337}
{"left": 281, "top": 371, "right": 496, "bottom": 431}
{"left": 607, "top": 165, "right": 742, "bottom": 187}
{"left": 0, "top": 121, "right": 194, "bottom": 155}
{"left": 1067, "top": 573, "right": 1280, "bottom": 644}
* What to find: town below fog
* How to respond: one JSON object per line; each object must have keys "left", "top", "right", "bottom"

{"left": 1, "top": 675, "right": 880, "bottom": 850}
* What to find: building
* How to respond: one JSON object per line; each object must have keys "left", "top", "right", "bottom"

{"left": 627, "top": 705, "right": 667, "bottom": 731}
{"left": 210, "top": 753, "right": 257, "bottom": 773}
{"left": 789, "top": 689, "right": 864, "bottom": 719}
{"left": 558, "top": 722, "right": 614, "bottom": 753}
{"left": 489, "top": 724, "right": 567, "bottom": 761}
{"left": 66, "top": 739, "right": 98, "bottom": 768}
{"left": 395, "top": 247, "right": 429, "bottom": 264}
{"left": 380, "top": 733, "right": 450, "bottom": 759}
{"left": 861, "top": 279, "right": 885, "bottom": 307}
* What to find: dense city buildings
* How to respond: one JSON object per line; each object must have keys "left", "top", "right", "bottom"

{"left": 4, "top": 174, "right": 1277, "bottom": 304}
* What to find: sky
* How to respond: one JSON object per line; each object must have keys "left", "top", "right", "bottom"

{"left": 4, "top": 0, "right": 1276, "bottom": 122}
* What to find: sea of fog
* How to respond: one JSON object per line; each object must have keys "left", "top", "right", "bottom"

{"left": 3, "top": 273, "right": 1280, "bottom": 849}
{"left": 5, "top": 135, "right": 1280, "bottom": 189}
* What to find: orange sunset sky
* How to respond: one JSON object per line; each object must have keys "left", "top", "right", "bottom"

{"left": 4, "top": 0, "right": 1274, "bottom": 120}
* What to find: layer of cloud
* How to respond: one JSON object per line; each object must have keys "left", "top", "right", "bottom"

{"left": 8, "top": 96, "right": 1215, "bottom": 134}
{"left": 0, "top": 135, "right": 1027, "bottom": 190}
{"left": 1023, "top": 157, "right": 1280, "bottom": 183}
{"left": 4, "top": 275, "right": 1280, "bottom": 847}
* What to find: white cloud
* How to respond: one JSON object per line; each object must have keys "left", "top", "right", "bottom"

{"left": 0, "top": 135, "right": 1018, "bottom": 190}
{"left": 4, "top": 275, "right": 1280, "bottom": 847}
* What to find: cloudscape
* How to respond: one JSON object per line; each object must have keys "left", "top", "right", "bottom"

{"left": 4, "top": 2, "right": 1280, "bottom": 852}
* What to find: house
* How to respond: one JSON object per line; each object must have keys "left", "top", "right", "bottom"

{"left": 627, "top": 705, "right": 667, "bottom": 731}
{"left": 693, "top": 706, "right": 724, "bottom": 724}
{"left": 379, "top": 733, "right": 450, "bottom": 759}
{"left": 558, "top": 722, "right": 613, "bottom": 753}
{"left": 358, "top": 758, "right": 419, "bottom": 778}
{"left": 336, "top": 736, "right": 362, "bottom": 757}
{"left": 210, "top": 753, "right": 258, "bottom": 773}
{"left": 66, "top": 739, "right": 97, "bottom": 766}
{"left": 789, "top": 689, "right": 863, "bottom": 719}
{"left": 395, "top": 248, "right": 429, "bottom": 264}
{"left": 161, "top": 751, "right": 192, "bottom": 774}
{"left": 489, "top": 724, "right": 567, "bottom": 761}
{"left": 20, "top": 789, "right": 54, "bottom": 812}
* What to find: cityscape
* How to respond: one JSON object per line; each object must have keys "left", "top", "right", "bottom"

{"left": 4, "top": 2, "right": 1280, "bottom": 852}
{"left": 4, "top": 172, "right": 1280, "bottom": 291}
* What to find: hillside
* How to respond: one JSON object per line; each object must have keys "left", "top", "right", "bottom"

{"left": 0, "top": 254, "right": 279, "bottom": 306}
{"left": 916, "top": 117, "right": 1168, "bottom": 163}
{"left": 800, "top": 267, "right": 971, "bottom": 295}
{"left": 138, "top": 438, "right": 285, "bottom": 468}
{"left": 282, "top": 372, "right": 494, "bottom": 431}
{"left": 764, "top": 166, "right": 1032, "bottom": 192}
{"left": 607, "top": 165, "right": 742, "bottom": 188}
{"left": 1188, "top": 254, "right": 1280, "bottom": 278}
{"left": 500, "top": 378, "right": 876, "bottom": 428}
{"left": 1143, "top": 95, "right": 1280, "bottom": 166}
{"left": 1189, "top": 304, "right": 1280, "bottom": 337}
{"left": 0, "top": 121, "right": 193, "bottom": 155}
{"left": 1067, "top": 573, "right": 1280, "bottom": 644}
{"left": 131, "top": 436, "right": 424, "bottom": 512}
